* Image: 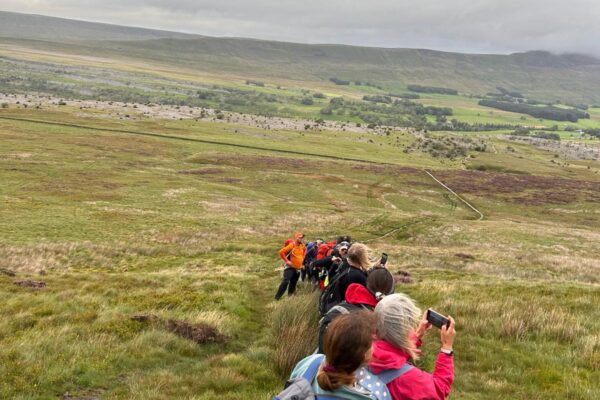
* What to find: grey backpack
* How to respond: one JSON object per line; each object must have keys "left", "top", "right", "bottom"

{"left": 272, "top": 355, "right": 342, "bottom": 400}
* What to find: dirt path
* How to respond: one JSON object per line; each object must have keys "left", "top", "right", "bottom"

{"left": 379, "top": 193, "right": 398, "bottom": 210}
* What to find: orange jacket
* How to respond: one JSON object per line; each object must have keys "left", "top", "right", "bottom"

{"left": 279, "top": 241, "right": 307, "bottom": 269}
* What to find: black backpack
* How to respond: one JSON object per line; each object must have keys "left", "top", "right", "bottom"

{"left": 318, "top": 263, "right": 350, "bottom": 316}
{"left": 317, "top": 302, "right": 372, "bottom": 353}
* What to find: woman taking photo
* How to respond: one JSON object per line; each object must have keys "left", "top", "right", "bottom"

{"left": 368, "top": 294, "right": 456, "bottom": 400}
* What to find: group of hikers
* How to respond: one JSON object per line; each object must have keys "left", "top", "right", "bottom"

{"left": 273, "top": 233, "right": 456, "bottom": 400}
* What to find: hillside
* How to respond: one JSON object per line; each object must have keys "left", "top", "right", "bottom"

{"left": 0, "top": 11, "right": 196, "bottom": 41}
{"left": 0, "top": 102, "right": 599, "bottom": 399}
{"left": 1, "top": 11, "right": 600, "bottom": 103}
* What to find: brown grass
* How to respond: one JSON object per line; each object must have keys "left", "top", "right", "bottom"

{"left": 434, "top": 170, "right": 600, "bottom": 205}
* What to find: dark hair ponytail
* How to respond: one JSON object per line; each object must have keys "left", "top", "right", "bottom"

{"left": 367, "top": 267, "right": 395, "bottom": 300}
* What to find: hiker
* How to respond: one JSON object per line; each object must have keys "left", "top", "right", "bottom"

{"left": 318, "top": 267, "right": 395, "bottom": 353}
{"left": 274, "top": 232, "right": 307, "bottom": 300}
{"left": 336, "top": 243, "right": 372, "bottom": 301}
{"left": 283, "top": 311, "right": 376, "bottom": 399}
{"left": 318, "top": 242, "right": 383, "bottom": 315}
{"left": 313, "top": 241, "right": 350, "bottom": 289}
{"left": 329, "top": 241, "right": 350, "bottom": 278}
{"left": 302, "top": 239, "right": 323, "bottom": 285}
{"left": 369, "top": 294, "right": 456, "bottom": 400}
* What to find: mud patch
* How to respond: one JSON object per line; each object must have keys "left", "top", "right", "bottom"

{"left": 455, "top": 253, "right": 475, "bottom": 260}
{"left": 14, "top": 279, "right": 46, "bottom": 289}
{"left": 393, "top": 270, "right": 413, "bottom": 284}
{"left": 131, "top": 314, "right": 227, "bottom": 345}
{"left": 131, "top": 314, "right": 160, "bottom": 323}
{"left": 0, "top": 268, "right": 16, "bottom": 277}
{"left": 166, "top": 319, "right": 226, "bottom": 344}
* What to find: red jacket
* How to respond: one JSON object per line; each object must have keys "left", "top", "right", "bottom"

{"left": 345, "top": 283, "right": 378, "bottom": 308}
{"left": 369, "top": 339, "right": 454, "bottom": 400}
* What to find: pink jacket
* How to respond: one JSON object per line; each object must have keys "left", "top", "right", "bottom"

{"left": 368, "top": 339, "right": 454, "bottom": 400}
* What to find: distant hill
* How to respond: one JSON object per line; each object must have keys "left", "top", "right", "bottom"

{"left": 1, "top": 11, "right": 600, "bottom": 103}
{"left": 0, "top": 11, "right": 196, "bottom": 41}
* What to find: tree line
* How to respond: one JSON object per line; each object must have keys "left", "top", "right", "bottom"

{"left": 407, "top": 85, "right": 458, "bottom": 95}
{"left": 478, "top": 99, "right": 590, "bottom": 122}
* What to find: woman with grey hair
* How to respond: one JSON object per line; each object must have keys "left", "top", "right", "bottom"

{"left": 367, "top": 294, "right": 456, "bottom": 400}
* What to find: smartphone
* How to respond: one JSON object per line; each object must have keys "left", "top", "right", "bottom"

{"left": 380, "top": 252, "right": 388, "bottom": 266}
{"left": 427, "top": 309, "right": 449, "bottom": 329}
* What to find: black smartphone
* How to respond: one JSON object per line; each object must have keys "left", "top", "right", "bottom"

{"left": 427, "top": 309, "right": 449, "bottom": 329}
{"left": 380, "top": 252, "right": 388, "bottom": 265}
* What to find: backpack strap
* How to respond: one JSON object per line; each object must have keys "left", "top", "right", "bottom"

{"left": 375, "top": 362, "right": 413, "bottom": 384}
{"left": 302, "top": 355, "right": 325, "bottom": 382}
{"left": 286, "top": 242, "right": 296, "bottom": 260}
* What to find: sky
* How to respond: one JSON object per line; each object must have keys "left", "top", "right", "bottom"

{"left": 1, "top": 0, "right": 599, "bottom": 56}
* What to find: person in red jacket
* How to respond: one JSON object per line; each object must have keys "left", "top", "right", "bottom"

{"left": 317, "top": 267, "right": 395, "bottom": 353}
{"left": 369, "top": 294, "right": 456, "bottom": 400}
{"left": 274, "top": 232, "right": 307, "bottom": 300}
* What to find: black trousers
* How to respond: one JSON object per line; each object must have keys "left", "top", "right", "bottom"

{"left": 300, "top": 266, "right": 307, "bottom": 281}
{"left": 275, "top": 267, "right": 300, "bottom": 300}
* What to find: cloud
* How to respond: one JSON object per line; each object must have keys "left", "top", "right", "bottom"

{"left": 1, "top": 0, "right": 599, "bottom": 55}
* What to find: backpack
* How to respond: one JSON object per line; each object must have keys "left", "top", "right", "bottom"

{"left": 272, "top": 355, "right": 342, "bottom": 400}
{"left": 318, "top": 264, "right": 350, "bottom": 316}
{"left": 304, "top": 242, "right": 318, "bottom": 266}
{"left": 316, "top": 242, "right": 335, "bottom": 260}
{"left": 317, "top": 302, "right": 372, "bottom": 353}
{"left": 356, "top": 363, "right": 414, "bottom": 400}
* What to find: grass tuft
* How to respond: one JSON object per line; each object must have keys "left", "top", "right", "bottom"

{"left": 271, "top": 288, "right": 320, "bottom": 377}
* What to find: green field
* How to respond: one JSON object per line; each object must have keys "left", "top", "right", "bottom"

{"left": 1, "top": 106, "right": 599, "bottom": 399}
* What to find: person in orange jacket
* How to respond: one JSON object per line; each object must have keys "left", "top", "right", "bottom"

{"left": 275, "top": 232, "right": 307, "bottom": 300}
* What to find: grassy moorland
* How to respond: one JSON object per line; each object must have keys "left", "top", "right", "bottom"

{"left": 0, "top": 105, "right": 599, "bottom": 399}
{"left": 0, "top": 12, "right": 599, "bottom": 399}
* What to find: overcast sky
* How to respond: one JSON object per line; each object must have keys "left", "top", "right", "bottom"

{"left": 1, "top": 0, "right": 599, "bottom": 55}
